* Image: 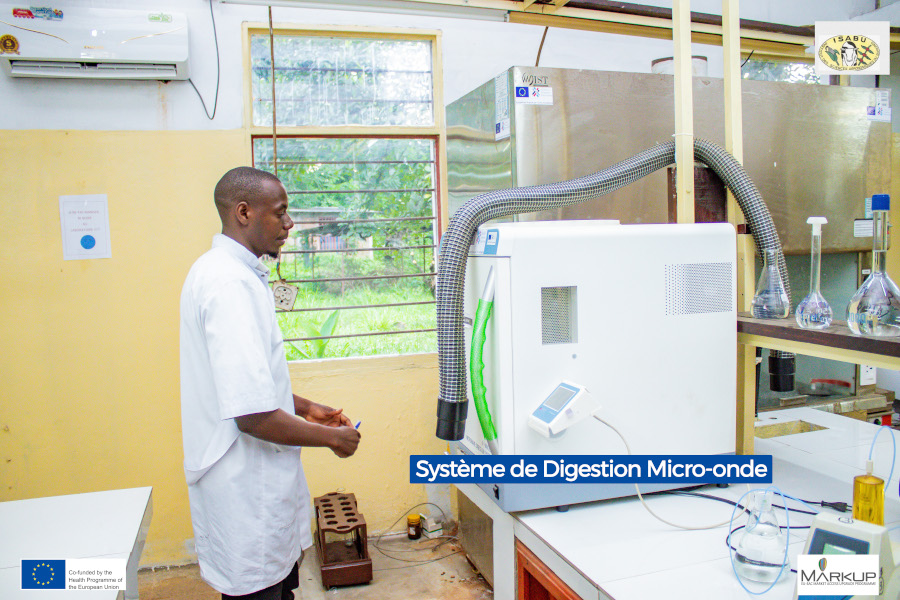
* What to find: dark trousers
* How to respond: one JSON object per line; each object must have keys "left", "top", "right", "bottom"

{"left": 222, "top": 560, "right": 300, "bottom": 600}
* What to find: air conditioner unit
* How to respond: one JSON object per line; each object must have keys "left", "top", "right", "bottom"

{"left": 0, "top": 6, "right": 189, "bottom": 80}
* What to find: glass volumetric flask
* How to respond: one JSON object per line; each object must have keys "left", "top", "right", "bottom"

{"left": 796, "top": 217, "right": 833, "bottom": 329}
{"left": 848, "top": 194, "right": 900, "bottom": 337}
{"left": 734, "top": 490, "right": 787, "bottom": 583}
{"left": 752, "top": 248, "right": 790, "bottom": 319}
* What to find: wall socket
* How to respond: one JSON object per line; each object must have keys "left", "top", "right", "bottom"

{"left": 860, "top": 364, "right": 877, "bottom": 386}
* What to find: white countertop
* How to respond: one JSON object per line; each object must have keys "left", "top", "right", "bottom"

{"left": 0, "top": 487, "right": 152, "bottom": 600}
{"left": 514, "top": 409, "right": 900, "bottom": 599}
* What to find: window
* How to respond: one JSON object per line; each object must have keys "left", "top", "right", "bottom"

{"left": 248, "top": 28, "right": 442, "bottom": 360}
{"left": 742, "top": 58, "right": 821, "bottom": 84}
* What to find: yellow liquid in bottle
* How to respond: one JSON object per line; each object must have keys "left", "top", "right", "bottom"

{"left": 853, "top": 473, "right": 885, "bottom": 526}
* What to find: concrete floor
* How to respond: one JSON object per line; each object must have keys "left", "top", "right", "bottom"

{"left": 138, "top": 535, "right": 492, "bottom": 600}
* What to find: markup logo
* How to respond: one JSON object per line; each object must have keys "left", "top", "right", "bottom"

{"left": 797, "top": 554, "right": 879, "bottom": 596}
{"left": 818, "top": 35, "right": 880, "bottom": 71}
{"left": 815, "top": 21, "right": 889, "bottom": 76}
{"left": 22, "top": 560, "right": 65, "bottom": 589}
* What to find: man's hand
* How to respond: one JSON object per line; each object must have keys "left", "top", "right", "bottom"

{"left": 294, "top": 394, "right": 353, "bottom": 427}
{"left": 235, "top": 408, "right": 359, "bottom": 457}
{"left": 306, "top": 403, "right": 352, "bottom": 427}
{"left": 329, "top": 426, "right": 361, "bottom": 458}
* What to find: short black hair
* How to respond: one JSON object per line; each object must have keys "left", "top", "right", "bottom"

{"left": 214, "top": 167, "right": 282, "bottom": 214}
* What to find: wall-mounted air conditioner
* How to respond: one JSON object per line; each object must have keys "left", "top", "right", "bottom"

{"left": 0, "top": 6, "right": 189, "bottom": 80}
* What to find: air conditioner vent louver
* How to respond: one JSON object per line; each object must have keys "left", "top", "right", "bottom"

{"left": 9, "top": 60, "right": 178, "bottom": 79}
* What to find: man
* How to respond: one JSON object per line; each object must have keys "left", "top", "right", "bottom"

{"left": 180, "top": 167, "right": 361, "bottom": 599}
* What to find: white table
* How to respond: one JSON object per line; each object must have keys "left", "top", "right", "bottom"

{"left": 0, "top": 487, "right": 153, "bottom": 600}
{"left": 466, "top": 408, "right": 900, "bottom": 599}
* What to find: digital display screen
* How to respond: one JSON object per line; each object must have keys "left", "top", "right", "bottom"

{"left": 543, "top": 387, "right": 576, "bottom": 412}
{"left": 823, "top": 543, "right": 858, "bottom": 555}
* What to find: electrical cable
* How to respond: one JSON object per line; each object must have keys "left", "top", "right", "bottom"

{"left": 268, "top": 7, "right": 278, "bottom": 176}
{"left": 187, "top": 0, "right": 220, "bottom": 121}
{"left": 740, "top": 49, "right": 755, "bottom": 69}
{"left": 535, "top": 26, "right": 549, "bottom": 67}
{"left": 593, "top": 414, "right": 739, "bottom": 530}
{"left": 370, "top": 502, "right": 460, "bottom": 566}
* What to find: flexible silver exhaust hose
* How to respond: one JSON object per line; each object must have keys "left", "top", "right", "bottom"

{"left": 435, "top": 138, "right": 790, "bottom": 441}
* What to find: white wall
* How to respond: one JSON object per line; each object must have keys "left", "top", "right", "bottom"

{"left": 0, "top": 0, "right": 876, "bottom": 131}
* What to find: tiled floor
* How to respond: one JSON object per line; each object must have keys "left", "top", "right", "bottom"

{"left": 138, "top": 535, "right": 492, "bottom": 600}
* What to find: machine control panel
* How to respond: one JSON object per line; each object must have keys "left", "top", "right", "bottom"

{"left": 528, "top": 381, "right": 596, "bottom": 437}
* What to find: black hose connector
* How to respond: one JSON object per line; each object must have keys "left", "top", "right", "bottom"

{"left": 437, "top": 398, "right": 468, "bottom": 440}
{"left": 768, "top": 355, "right": 795, "bottom": 392}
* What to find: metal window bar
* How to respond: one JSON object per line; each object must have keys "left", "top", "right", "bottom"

{"left": 252, "top": 66, "right": 432, "bottom": 75}
{"left": 292, "top": 216, "right": 434, "bottom": 225}
{"left": 280, "top": 244, "right": 434, "bottom": 255}
{"left": 254, "top": 97, "right": 433, "bottom": 104}
{"left": 257, "top": 159, "right": 433, "bottom": 166}
{"left": 280, "top": 272, "right": 434, "bottom": 285}
{"left": 288, "top": 188, "right": 435, "bottom": 195}
{"left": 278, "top": 300, "right": 435, "bottom": 313}
{"left": 286, "top": 328, "right": 436, "bottom": 342}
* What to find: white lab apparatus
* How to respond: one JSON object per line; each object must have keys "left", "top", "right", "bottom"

{"left": 794, "top": 512, "right": 900, "bottom": 600}
{"left": 456, "top": 220, "right": 737, "bottom": 511}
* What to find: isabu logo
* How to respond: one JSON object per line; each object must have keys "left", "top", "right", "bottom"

{"left": 818, "top": 35, "right": 880, "bottom": 71}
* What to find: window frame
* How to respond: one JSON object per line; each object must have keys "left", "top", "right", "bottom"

{"left": 241, "top": 23, "right": 447, "bottom": 358}
{"left": 241, "top": 23, "right": 448, "bottom": 240}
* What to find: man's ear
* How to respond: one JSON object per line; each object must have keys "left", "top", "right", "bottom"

{"left": 235, "top": 200, "right": 252, "bottom": 226}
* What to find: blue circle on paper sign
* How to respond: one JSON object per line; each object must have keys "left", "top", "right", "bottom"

{"left": 80, "top": 235, "right": 96, "bottom": 249}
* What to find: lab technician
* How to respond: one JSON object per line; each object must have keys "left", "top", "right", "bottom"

{"left": 180, "top": 167, "right": 361, "bottom": 600}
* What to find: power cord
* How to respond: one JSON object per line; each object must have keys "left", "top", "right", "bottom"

{"left": 187, "top": 0, "right": 220, "bottom": 120}
{"left": 370, "top": 502, "right": 463, "bottom": 569}
{"left": 593, "top": 414, "right": 742, "bottom": 530}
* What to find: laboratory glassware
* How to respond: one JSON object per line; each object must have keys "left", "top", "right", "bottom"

{"left": 847, "top": 194, "right": 900, "bottom": 337}
{"left": 751, "top": 248, "right": 790, "bottom": 319}
{"left": 795, "top": 217, "right": 833, "bottom": 329}
{"left": 853, "top": 460, "right": 885, "bottom": 526}
{"left": 734, "top": 490, "right": 788, "bottom": 583}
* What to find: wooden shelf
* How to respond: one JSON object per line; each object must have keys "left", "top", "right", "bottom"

{"left": 737, "top": 312, "right": 900, "bottom": 370}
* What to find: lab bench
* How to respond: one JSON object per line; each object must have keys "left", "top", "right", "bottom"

{"left": 460, "top": 408, "right": 900, "bottom": 599}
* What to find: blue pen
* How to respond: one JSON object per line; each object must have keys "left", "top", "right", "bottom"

{"left": 354, "top": 420, "right": 362, "bottom": 429}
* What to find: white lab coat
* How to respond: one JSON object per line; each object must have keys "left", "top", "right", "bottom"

{"left": 180, "top": 234, "right": 312, "bottom": 596}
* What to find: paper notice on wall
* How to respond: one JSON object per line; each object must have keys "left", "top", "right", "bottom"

{"left": 59, "top": 194, "right": 112, "bottom": 260}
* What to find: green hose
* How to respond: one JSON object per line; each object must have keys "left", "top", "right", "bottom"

{"left": 470, "top": 297, "right": 499, "bottom": 452}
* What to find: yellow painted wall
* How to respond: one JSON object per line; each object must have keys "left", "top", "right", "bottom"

{"left": 289, "top": 354, "right": 447, "bottom": 530}
{"left": 0, "top": 129, "right": 444, "bottom": 567}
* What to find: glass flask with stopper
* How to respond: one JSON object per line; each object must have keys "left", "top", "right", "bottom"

{"left": 847, "top": 194, "right": 900, "bottom": 336}
{"left": 751, "top": 248, "right": 790, "bottom": 319}
{"left": 796, "top": 217, "right": 833, "bottom": 329}
{"left": 734, "top": 490, "right": 787, "bottom": 583}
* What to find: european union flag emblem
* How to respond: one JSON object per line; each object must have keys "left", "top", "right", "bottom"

{"left": 22, "top": 560, "right": 66, "bottom": 589}
{"left": 515, "top": 86, "right": 528, "bottom": 98}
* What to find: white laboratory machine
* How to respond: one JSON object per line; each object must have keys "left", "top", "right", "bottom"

{"left": 455, "top": 220, "right": 738, "bottom": 512}
{"left": 795, "top": 512, "right": 900, "bottom": 599}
